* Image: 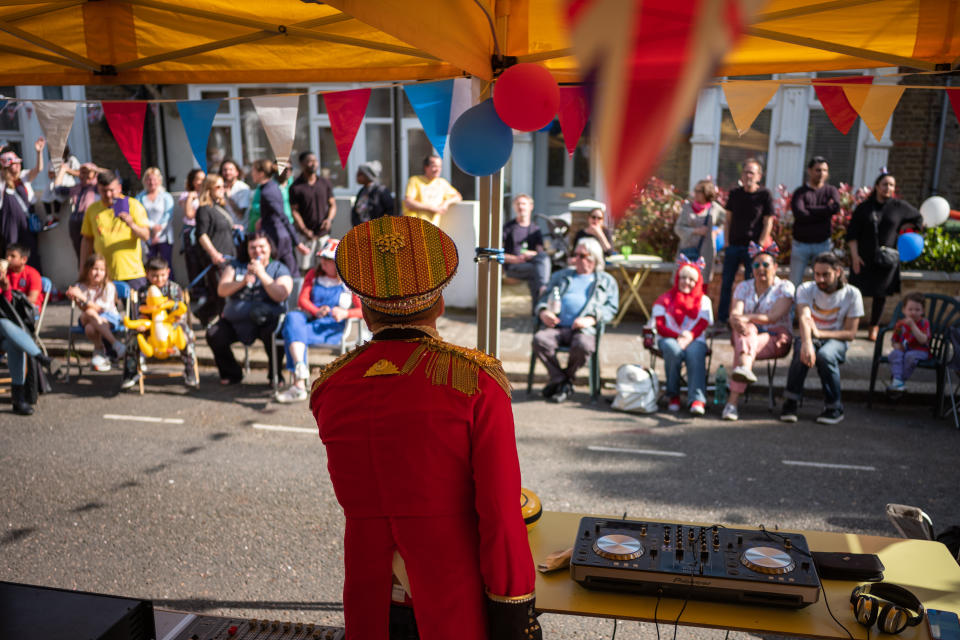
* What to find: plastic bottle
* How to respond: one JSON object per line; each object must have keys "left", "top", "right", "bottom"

{"left": 549, "top": 287, "right": 562, "bottom": 314}
{"left": 714, "top": 365, "right": 728, "bottom": 406}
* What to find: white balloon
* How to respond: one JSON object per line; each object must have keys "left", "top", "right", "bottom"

{"left": 920, "top": 196, "right": 950, "bottom": 227}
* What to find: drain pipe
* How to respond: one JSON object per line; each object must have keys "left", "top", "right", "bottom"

{"left": 931, "top": 76, "right": 951, "bottom": 195}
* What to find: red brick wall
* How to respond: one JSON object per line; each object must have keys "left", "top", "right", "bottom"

{"left": 887, "top": 74, "right": 960, "bottom": 207}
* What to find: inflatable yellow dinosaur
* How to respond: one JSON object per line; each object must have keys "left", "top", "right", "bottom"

{"left": 123, "top": 285, "right": 188, "bottom": 359}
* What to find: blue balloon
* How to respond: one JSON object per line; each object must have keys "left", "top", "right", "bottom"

{"left": 714, "top": 228, "right": 725, "bottom": 253}
{"left": 449, "top": 99, "right": 513, "bottom": 177}
{"left": 897, "top": 232, "right": 924, "bottom": 262}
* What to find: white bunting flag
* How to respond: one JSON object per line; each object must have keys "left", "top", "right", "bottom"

{"left": 33, "top": 101, "right": 77, "bottom": 172}
{"left": 250, "top": 94, "right": 301, "bottom": 174}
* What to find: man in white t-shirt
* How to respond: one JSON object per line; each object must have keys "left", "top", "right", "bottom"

{"left": 781, "top": 252, "right": 863, "bottom": 425}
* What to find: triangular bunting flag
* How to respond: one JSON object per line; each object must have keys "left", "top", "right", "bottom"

{"left": 102, "top": 101, "right": 147, "bottom": 178}
{"left": 323, "top": 89, "right": 371, "bottom": 169}
{"left": 33, "top": 101, "right": 77, "bottom": 172}
{"left": 558, "top": 86, "right": 590, "bottom": 157}
{"left": 723, "top": 80, "right": 780, "bottom": 136}
{"left": 812, "top": 76, "right": 873, "bottom": 135}
{"left": 947, "top": 88, "right": 960, "bottom": 124}
{"left": 448, "top": 77, "right": 481, "bottom": 132}
{"left": 843, "top": 84, "right": 906, "bottom": 142}
{"left": 404, "top": 80, "right": 454, "bottom": 158}
{"left": 177, "top": 99, "right": 221, "bottom": 173}
{"left": 251, "top": 94, "right": 301, "bottom": 173}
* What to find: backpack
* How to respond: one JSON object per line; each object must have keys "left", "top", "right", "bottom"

{"left": 611, "top": 364, "right": 660, "bottom": 414}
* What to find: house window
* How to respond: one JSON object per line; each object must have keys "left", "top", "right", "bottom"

{"left": 716, "top": 108, "right": 771, "bottom": 189}
{"left": 0, "top": 85, "right": 22, "bottom": 156}
{"left": 805, "top": 109, "right": 858, "bottom": 186}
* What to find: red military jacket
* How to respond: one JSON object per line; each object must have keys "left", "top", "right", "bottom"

{"left": 310, "top": 332, "right": 536, "bottom": 640}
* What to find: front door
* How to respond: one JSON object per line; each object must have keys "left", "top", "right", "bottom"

{"left": 533, "top": 121, "right": 594, "bottom": 216}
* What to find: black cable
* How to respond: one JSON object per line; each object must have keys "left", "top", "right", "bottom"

{"left": 654, "top": 591, "right": 662, "bottom": 640}
{"left": 471, "top": 0, "right": 501, "bottom": 58}
{"left": 820, "top": 581, "right": 856, "bottom": 640}
{"left": 672, "top": 598, "right": 689, "bottom": 640}
{"left": 724, "top": 630, "right": 730, "bottom": 640}
{"left": 611, "top": 617, "right": 617, "bottom": 640}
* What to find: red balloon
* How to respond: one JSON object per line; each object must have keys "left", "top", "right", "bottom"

{"left": 493, "top": 63, "right": 560, "bottom": 132}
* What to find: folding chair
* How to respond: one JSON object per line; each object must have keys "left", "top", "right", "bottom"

{"left": 526, "top": 319, "right": 605, "bottom": 403}
{"left": 270, "top": 304, "right": 369, "bottom": 394}
{"left": 33, "top": 277, "right": 52, "bottom": 355}
{"left": 868, "top": 294, "right": 960, "bottom": 414}
{"left": 942, "top": 325, "right": 960, "bottom": 429}
{"left": 127, "top": 288, "right": 199, "bottom": 394}
{"left": 64, "top": 281, "right": 130, "bottom": 382}
{"left": 641, "top": 324, "right": 714, "bottom": 397}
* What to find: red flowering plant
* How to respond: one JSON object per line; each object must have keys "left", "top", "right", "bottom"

{"left": 613, "top": 177, "right": 685, "bottom": 258}
{"left": 614, "top": 177, "right": 869, "bottom": 262}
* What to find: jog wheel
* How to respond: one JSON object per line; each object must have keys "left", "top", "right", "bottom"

{"left": 741, "top": 546, "right": 796, "bottom": 575}
{"left": 594, "top": 534, "right": 644, "bottom": 561}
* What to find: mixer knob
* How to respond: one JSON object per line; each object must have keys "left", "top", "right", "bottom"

{"left": 784, "top": 538, "right": 793, "bottom": 549}
{"left": 712, "top": 525, "right": 718, "bottom": 533}
{"left": 688, "top": 529, "right": 695, "bottom": 541}
{"left": 640, "top": 525, "right": 647, "bottom": 536}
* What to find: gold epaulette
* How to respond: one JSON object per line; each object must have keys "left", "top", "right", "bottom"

{"left": 310, "top": 343, "right": 370, "bottom": 395}
{"left": 399, "top": 338, "right": 511, "bottom": 397}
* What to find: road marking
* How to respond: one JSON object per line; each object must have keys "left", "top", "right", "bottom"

{"left": 782, "top": 460, "right": 876, "bottom": 472}
{"left": 104, "top": 414, "right": 184, "bottom": 424}
{"left": 588, "top": 445, "right": 686, "bottom": 458}
{"left": 253, "top": 423, "right": 316, "bottom": 435}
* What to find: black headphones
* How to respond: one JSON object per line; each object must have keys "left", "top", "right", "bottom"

{"left": 850, "top": 583, "right": 925, "bottom": 634}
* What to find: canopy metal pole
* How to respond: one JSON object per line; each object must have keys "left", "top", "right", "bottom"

{"left": 477, "top": 175, "right": 491, "bottom": 353}
{"left": 487, "top": 169, "right": 504, "bottom": 359}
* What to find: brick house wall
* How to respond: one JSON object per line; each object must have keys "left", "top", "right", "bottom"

{"left": 886, "top": 73, "right": 960, "bottom": 207}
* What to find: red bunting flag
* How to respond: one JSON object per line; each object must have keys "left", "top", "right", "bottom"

{"left": 566, "top": 0, "right": 759, "bottom": 218}
{"left": 558, "top": 86, "right": 590, "bottom": 157}
{"left": 323, "top": 89, "right": 371, "bottom": 169}
{"left": 948, "top": 88, "right": 960, "bottom": 123}
{"left": 102, "top": 101, "right": 147, "bottom": 177}
{"left": 812, "top": 76, "right": 873, "bottom": 135}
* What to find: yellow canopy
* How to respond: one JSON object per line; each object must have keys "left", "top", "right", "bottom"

{"left": 0, "top": 0, "right": 956, "bottom": 87}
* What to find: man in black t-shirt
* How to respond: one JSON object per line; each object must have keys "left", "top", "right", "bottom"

{"left": 789, "top": 156, "right": 841, "bottom": 290}
{"left": 718, "top": 158, "right": 774, "bottom": 323}
{"left": 290, "top": 151, "right": 336, "bottom": 272}
{"left": 502, "top": 194, "right": 551, "bottom": 312}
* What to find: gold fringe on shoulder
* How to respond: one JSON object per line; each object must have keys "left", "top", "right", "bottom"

{"left": 310, "top": 343, "right": 369, "bottom": 395}
{"left": 312, "top": 338, "right": 511, "bottom": 398}
{"left": 403, "top": 338, "right": 511, "bottom": 397}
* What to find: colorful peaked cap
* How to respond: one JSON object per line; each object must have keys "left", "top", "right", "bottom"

{"left": 336, "top": 216, "right": 459, "bottom": 316}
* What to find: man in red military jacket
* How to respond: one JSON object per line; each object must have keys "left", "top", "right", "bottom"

{"left": 310, "top": 216, "right": 540, "bottom": 640}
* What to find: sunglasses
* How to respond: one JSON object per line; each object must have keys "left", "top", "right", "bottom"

{"left": 753, "top": 262, "right": 773, "bottom": 270}
{"left": 573, "top": 252, "right": 592, "bottom": 259}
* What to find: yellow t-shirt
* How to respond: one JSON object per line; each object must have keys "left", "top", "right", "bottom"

{"left": 402, "top": 175, "right": 461, "bottom": 227}
{"left": 81, "top": 197, "right": 149, "bottom": 281}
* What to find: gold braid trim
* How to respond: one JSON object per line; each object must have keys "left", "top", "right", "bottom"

{"left": 310, "top": 343, "right": 370, "bottom": 395}
{"left": 311, "top": 338, "right": 511, "bottom": 398}
{"left": 485, "top": 590, "right": 536, "bottom": 603}
{"left": 402, "top": 338, "right": 511, "bottom": 397}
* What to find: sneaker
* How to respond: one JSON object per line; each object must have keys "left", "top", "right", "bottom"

{"left": 113, "top": 341, "right": 126, "bottom": 359}
{"left": 667, "top": 396, "right": 681, "bottom": 412}
{"left": 731, "top": 366, "right": 757, "bottom": 384}
{"left": 779, "top": 399, "right": 798, "bottom": 423}
{"left": 721, "top": 403, "right": 739, "bottom": 421}
{"left": 541, "top": 381, "right": 562, "bottom": 399}
{"left": 42, "top": 219, "right": 59, "bottom": 231}
{"left": 548, "top": 382, "right": 573, "bottom": 404}
{"left": 887, "top": 378, "right": 906, "bottom": 392}
{"left": 184, "top": 366, "right": 199, "bottom": 388}
{"left": 295, "top": 362, "right": 310, "bottom": 382}
{"left": 689, "top": 400, "right": 706, "bottom": 416}
{"left": 91, "top": 352, "right": 111, "bottom": 372}
{"left": 120, "top": 373, "right": 141, "bottom": 390}
{"left": 816, "top": 408, "right": 845, "bottom": 425}
{"left": 275, "top": 385, "right": 308, "bottom": 403}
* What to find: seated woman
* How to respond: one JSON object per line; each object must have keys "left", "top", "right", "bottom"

{"left": 533, "top": 237, "right": 619, "bottom": 404}
{"left": 722, "top": 242, "right": 794, "bottom": 420}
{"left": 275, "top": 238, "right": 362, "bottom": 403}
{"left": 651, "top": 257, "right": 713, "bottom": 415}
{"left": 65, "top": 253, "right": 126, "bottom": 372}
{"left": 206, "top": 232, "right": 293, "bottom": 385}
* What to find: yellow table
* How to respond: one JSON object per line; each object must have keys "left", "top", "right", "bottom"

{"left": 606, "top": 254, "right": 663, "bottom": 326}
{"left": 530, "top": 512, "right": 960, "bottom": 640}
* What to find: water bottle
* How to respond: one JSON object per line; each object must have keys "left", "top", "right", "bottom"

{"left": 714, "top": 365, "right": 728, "bottom": 406}
{"left": 548, "top": 287, "right": 562, "bottom": 314}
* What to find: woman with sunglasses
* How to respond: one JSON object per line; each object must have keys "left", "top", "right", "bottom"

{"left": 722, "top": 242, "right": 794, "bottom": 421}
{"left": 674, "top": 179, "right": 725, "bottom": 284}
{"left": 574, "top": 207, "right": 615, "bottom": 256}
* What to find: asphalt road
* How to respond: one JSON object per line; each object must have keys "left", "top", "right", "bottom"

{"left": 2, "top": 369, "right": 958, "bottom": 639}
